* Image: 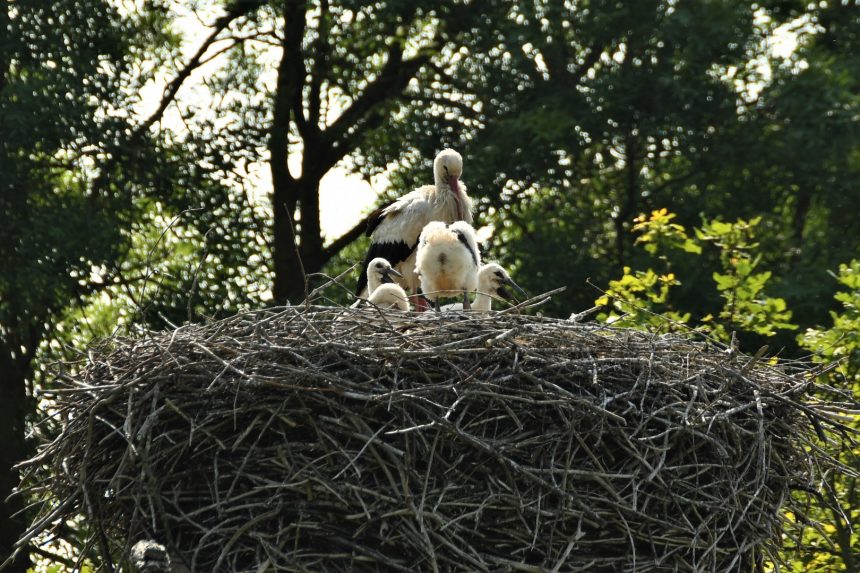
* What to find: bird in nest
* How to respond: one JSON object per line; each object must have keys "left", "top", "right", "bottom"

{"left": 351, "top": 257, "right": 408, "bottom": 310}
{"left": 415, "top": 220, "right": 481, "bottom": 311}
{"left": 356, "top": 149, "right": 473, "bottom": 310}
{"left": 442, "top": 263, "right": 526, "bottom": 312}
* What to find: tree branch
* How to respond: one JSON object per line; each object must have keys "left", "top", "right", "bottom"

{"left": 133, "top": 1, "right": 263, "bottom": 140}
{"left": 322, "top": 211, "right": 376, "bottom": 259}
{"left": 30, "top": 545, "right": 78, "bottom": 569}
{"left": 318, "top": 47, "right": 433, "bottom": 174}
{"left": 648, "top": 167, "right": 699, "bottom": 196}
{"left": 306, "top": 0, "right": 330, "bottom": 134}
{"left": 270, "top": 0, "right": 307, "bottom": 188}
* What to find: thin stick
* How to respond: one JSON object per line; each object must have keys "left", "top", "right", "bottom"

{"left": 281, "top": 201, "right": 309, "bottom": 307}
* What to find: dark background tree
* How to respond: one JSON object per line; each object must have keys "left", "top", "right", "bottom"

{"left": 0, "top": 1, "right": 138, "bottom": 567}
{"left": 0, "top": 0, "right": 262, "bottom": 567}
{"left": 1, "top": 0, "right": 857, "bottom": 570}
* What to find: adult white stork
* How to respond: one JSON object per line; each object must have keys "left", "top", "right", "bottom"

{"left": 415, "top": 220, "right": 481, "bottom": 311}
{"left": 443, "top": 263, "right": 526, "bottom": 312}
{"left": 356, "top": 149, "right": 474, "bottom": 304}
{"left": 351, "top": 257, "right": 403, "bottom": 308}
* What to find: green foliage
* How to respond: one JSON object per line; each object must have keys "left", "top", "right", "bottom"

{"left": 596, "top": 210, "right": 796, "bottom": 343}
{"left": 696, "top": 217, "right": 797, "bottom": 341}
{"left": 0, "top": 1, "right": 153, "bottom": 568}
{"left": 1, "top": 0, "right": 133, "bottom": 326}
{"left": 405, "top": 0, "right": 860, "bottom": 342}
{"left": 596, "top": 266, "right": 690, "bottom": 329}
{"left": 633, "top": 209, "right": 702, "bottom": 258}
{"left": 800, "top": 260, "right": 860, "bottom": 382}
{"left": 598, "top": 214, "right": 854, "bottom": 570}
{"left": 786, "top": 260, "right": 860, "bottom": 571}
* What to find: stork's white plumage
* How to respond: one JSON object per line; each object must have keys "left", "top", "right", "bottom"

{"left": 356, "top": 149, "right": 474, "bottom": 301}
{"left": 368, "top": 283, "right": 410, "bottom": 311}
{"left": 350, "top": 257, "right": 403, "bottom": 308}
{"left": 443, "top": 263, "right": 526, "bottom": 312}
{"left": 366, "top": 257, "right": 403, "bottom": 294}
{"left": 415, "top": 220, "right": 481, "bottom": 311}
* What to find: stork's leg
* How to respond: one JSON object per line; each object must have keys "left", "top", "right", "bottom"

{"left": 433, "top": 299, "right": 441, "bottom": 313}
{"left": 462, "top": 290, "right": 471, "bottom": 311}
{"left": 411, "top": 274, "right": 430, "bottom": 312}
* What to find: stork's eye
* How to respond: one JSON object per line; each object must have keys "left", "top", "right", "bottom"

{"left": 495, "top": 271, "right": 504, "bottom": 278}
{"left": 443, "top": 165, "right": 449, "bottom": 176}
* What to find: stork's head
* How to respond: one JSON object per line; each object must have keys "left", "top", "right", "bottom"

{"left": 433, "top": 149, "right": 466, "bottom": 221}
{"left": 479, "top": 263, "right": 526, "bottom": 300}
{"left": 368, "top": 257, "right": 403, "bottom": 286}
{"left": 434, "top": 148, "right": 464, "bottom": 194}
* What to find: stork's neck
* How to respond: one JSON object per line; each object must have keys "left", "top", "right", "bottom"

{"left": 434, "top": 176, "right": 454, "bottom": 196}
{"left": 472, "top": 290, "right": 493, "bottom": 312}
{"left": 433, "top": 176, "right": 469, "bottom": 222}
{"left": 367, "top": 272, "right": 382, "bottom": 295}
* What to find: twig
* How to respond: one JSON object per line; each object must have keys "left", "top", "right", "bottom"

{"left": 281, "top": 201, "right": 309, "bottom": 307}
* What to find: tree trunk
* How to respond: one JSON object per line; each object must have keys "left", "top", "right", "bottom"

{"left": 0, "top": 0, "right": 7, "bottom": 96}
{"left": 297, "top": 145, "right": 326, "bottom": 281}
{"left": 270, "top": 0, "right": 313, "bottom": 304}
{"left": 0, "top": 344, "right": 30, "bottom": 572}
{"left": 271, "top": 178, "right": 302, "bottom": 303}
{"left": 267, "top": 0, "right": 435, "bottom": 302}
{"left": 271, "top": 177, "right": 328, "bottom": 304}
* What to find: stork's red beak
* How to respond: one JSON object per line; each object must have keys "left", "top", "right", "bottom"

{"left": 447, "top": 176, "right": 460, "bottom": 195}
{"left": 447, "top": 176, "right": 464, "bottom": 220}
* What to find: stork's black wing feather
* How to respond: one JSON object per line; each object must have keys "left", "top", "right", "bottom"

{"left": 453, "top": 229, "right": 479, "bottom": 267}
{"left": 355, "top": 240, "right": 415, "bottom": 295}
{"left": 365, "top": 204, "right": 392, "bottom": 237}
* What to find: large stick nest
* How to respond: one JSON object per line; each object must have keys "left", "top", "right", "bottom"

{"left": 16, "top": 306, "right": 854, "bottom": 571}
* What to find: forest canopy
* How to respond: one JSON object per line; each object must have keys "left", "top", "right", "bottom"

{"left": 0, "top": 0, "right": 858, "bottom": 570}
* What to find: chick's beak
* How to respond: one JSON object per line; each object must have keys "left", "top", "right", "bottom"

{"left": 382, "top": 267, "right": 403, "bottom": 284}
{"left": 505, "top": 278, "right": 527, "bottom": 299}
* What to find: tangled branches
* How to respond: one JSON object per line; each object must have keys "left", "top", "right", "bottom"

{"left": 13, "top": 306, "right": 856, "bottom": 571}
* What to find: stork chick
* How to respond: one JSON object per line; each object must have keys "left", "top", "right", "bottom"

{"left": 415, "top": 220, "right": 481, "bottom": 311}
{"left": 351, "top": 258, "right": 403, "bottom": 308}
{"left": 368, "top": 283, "right": 410, "bottom": 311}
{"left": 444, "top": 263, "right": 526, "bottom": 312}
{"left": 356, "top": 149, "right": 474, "bottom": 302}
